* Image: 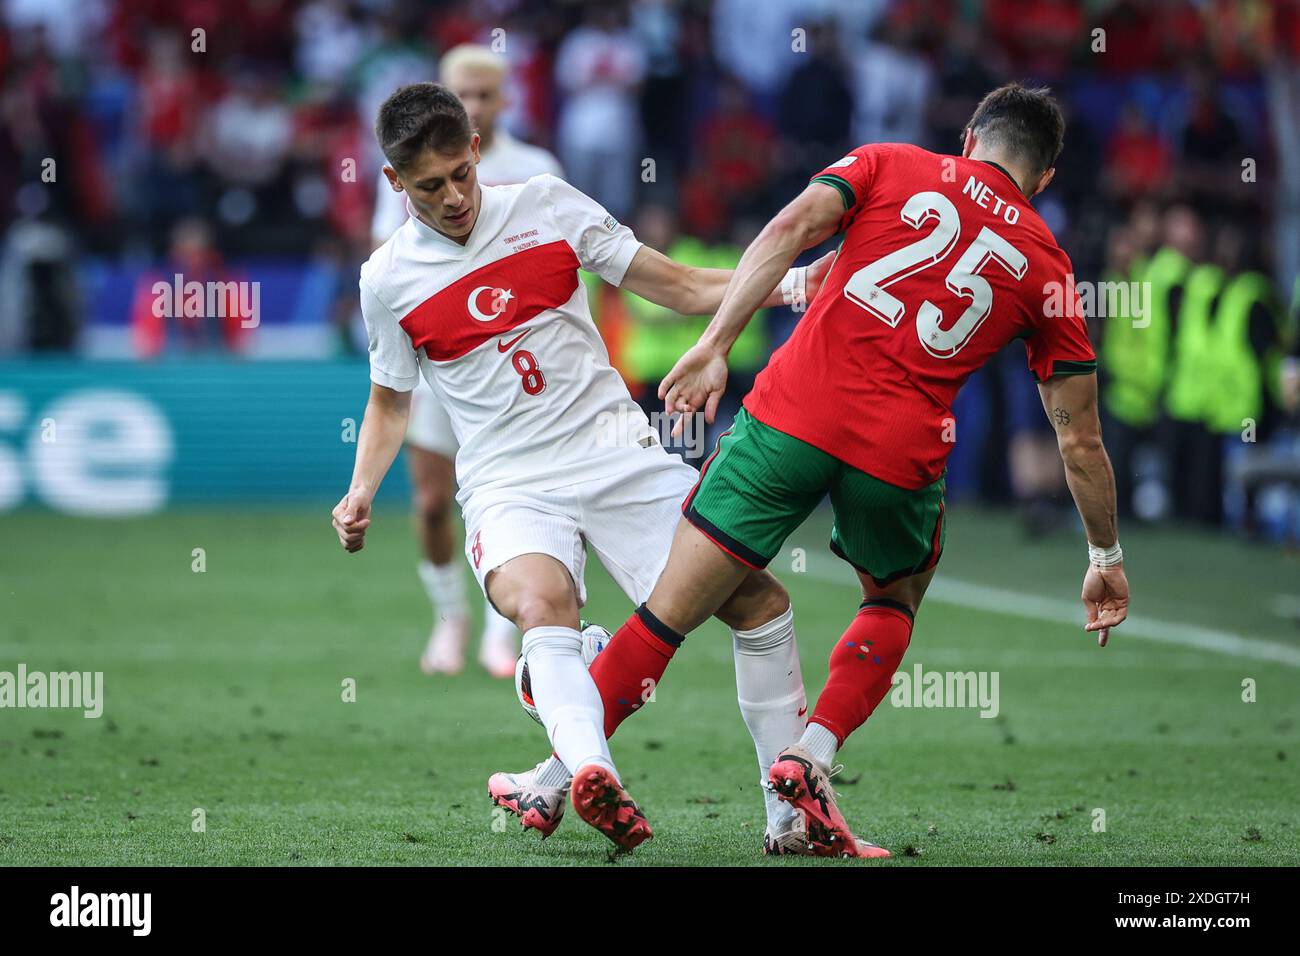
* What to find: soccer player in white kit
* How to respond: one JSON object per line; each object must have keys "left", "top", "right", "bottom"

{"left": 372, "top": 45, "right": 564, "bottom": 681}
{"left": 332, "top": 83, "right": 821, "bottom": 851}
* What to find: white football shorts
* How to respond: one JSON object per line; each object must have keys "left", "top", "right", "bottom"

{"left": 462, "top": 445, "right": 697, "bottom": 609}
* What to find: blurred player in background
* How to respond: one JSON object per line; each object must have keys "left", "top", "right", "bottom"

{"left": 372, "top": 45, "right": 562, "bottom": 680}
{"left": 545, "top": 84, "right": 1131, "bottom": 857}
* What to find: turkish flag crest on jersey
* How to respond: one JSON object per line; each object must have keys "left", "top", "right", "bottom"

{"left": 400, "top": 239, "right": 581, "bottom": 361}
{"left": 467, "top": 284, "right": 519, "bottom": 324}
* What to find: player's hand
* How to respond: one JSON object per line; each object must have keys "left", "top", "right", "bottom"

{"left": 1081, "top": 564, "right": 1128, "bottom": 647}
{"left": 332, "top": 490, "right": 373, "bottom": 553}
{"left": 659, "top": 342, "right": 729, "bottom": 437}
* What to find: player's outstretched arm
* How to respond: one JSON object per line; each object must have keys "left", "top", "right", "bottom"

{"left": 618, "top": 245, "right": 834, "bottom": 320}
{"left": 1038, "top": 372, "right": 1129, "bottom": 645}
{"left": 331, "top": 382, "right": 412, "bottom": 553}
{"left": 656, "top": 182, "right": 845, "bottom": 422}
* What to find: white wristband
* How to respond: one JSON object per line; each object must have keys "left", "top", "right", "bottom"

{"left": 780, "top": 266, "right": 808, "bottom": 312}
{"left": 1088, "top": 542, "right": 1123, "bottom": 568}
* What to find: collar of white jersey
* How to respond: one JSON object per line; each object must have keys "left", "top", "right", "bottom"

{"left": 404, "top": 183, "right": 500, "bottom": 254}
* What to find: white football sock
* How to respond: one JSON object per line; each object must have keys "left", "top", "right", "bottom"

{"left": 521, "top": 626, "right": 616, "bottom": 779}
{"left": 534, "top": 755, "right": 572, "bottom": 789}
{"left": 732, "top": 606, "right": 804, "bottom": 833}
{"left": 417, "top": 559, "right": 468, "bottom": 623}
{"left": 799, "top": 722, "right": 839, "bottom": 770}
{"left": 480, "top": 602, "right": 517, "bottom": 649}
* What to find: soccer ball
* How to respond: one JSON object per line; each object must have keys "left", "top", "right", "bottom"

{"left": 515, "top": 621, "right": 610, "bottom": 725}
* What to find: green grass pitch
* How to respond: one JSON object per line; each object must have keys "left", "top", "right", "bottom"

{"left": 1, "top": 504, "right": 1297, "bottom": 866}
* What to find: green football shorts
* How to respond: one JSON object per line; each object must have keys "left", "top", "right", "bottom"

{"left": 683, "top": 408, "right": 946, "bottom": 585}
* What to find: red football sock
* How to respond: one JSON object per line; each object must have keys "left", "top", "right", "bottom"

{"left": 808, "top": 600, "right": 914, "bottom": 744}
{"left": 588, "top": 604, "right": 683, "bottom": 738}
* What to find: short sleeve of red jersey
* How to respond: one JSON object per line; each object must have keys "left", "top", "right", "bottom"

{"left": 539, "top": 174, "right": 642, "bottom": 285}
{"left": 1023, "top": 255, "right": 1097, "bottom": 382}
{"left": 808, "top": 145, "right": 880, "bottom": 231}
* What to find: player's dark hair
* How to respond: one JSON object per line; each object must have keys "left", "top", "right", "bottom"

{"left": 965, "top": 83, "right": 1065, "bottom": 177}
{"left": 375, "top": 82, "right": 472, "bottom": 170}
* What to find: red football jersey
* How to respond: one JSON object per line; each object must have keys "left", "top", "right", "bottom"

{"left": 744, "top": 143, "right": 1096, "bottom": 490}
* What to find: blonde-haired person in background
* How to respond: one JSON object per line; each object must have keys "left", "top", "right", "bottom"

{"left": 372, "top": 45, "right": 563, "bottom": 679}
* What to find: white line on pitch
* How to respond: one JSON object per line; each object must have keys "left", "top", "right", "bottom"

{"left": 802, "top": 560, "right": 1300, "bottom": 669}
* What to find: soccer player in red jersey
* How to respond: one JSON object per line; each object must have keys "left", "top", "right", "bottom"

{"left": 574, "top": 84, "right": 1131, "bottom": 855}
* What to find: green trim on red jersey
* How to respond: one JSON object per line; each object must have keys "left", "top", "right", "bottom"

{"left": 1035, "top": 359, "right": 1098, "bottom": 382}
{"left": 810, "top": 174, "right": 854, "bottom": 210}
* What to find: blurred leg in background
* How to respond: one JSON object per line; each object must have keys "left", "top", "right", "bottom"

{"left": 1003, "top": 347, "right": 1067, "bottom": 538}
{"left": 407, "top": 383, "right": 517, "bottom": 678}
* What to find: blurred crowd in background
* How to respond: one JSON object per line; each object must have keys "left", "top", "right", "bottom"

{"left": 1, "top": 0, "right": 1299, "bottom": 540}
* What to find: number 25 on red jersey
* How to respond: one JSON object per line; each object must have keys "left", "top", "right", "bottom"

{"left": 842, "top": 190, "right": 1028, "bottom": 358}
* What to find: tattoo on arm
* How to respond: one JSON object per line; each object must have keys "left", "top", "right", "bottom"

{"left": 1052, "top": 407, "right": 1071, "bottom": 427}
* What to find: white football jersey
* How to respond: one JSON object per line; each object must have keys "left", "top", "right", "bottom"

{"left": 360, "top": 174, "right": 658, "bottom": 501}
{"left": 371, "top": 130, "right": 563, "bottom": 244}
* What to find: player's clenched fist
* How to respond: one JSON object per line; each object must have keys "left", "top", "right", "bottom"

{"left": 332, "top": 491, "right": 373, "bottom": 553}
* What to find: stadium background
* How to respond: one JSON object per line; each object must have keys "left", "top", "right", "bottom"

{"left": 2, "top": 0, "right": 1299, "bottom": 867}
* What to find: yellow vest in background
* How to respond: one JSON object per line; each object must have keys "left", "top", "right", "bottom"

{"left": 1204, "top": 271, "right": 1279, "bottom": 433}
{"left": 1165, "top": 263, "right": 1225, "bottom": 422}
{"left": 621, "top": 238, "right": 767, "bottom": 384}
{"left": 1102, "top": 248, "right": 1183, "bottom": 427}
